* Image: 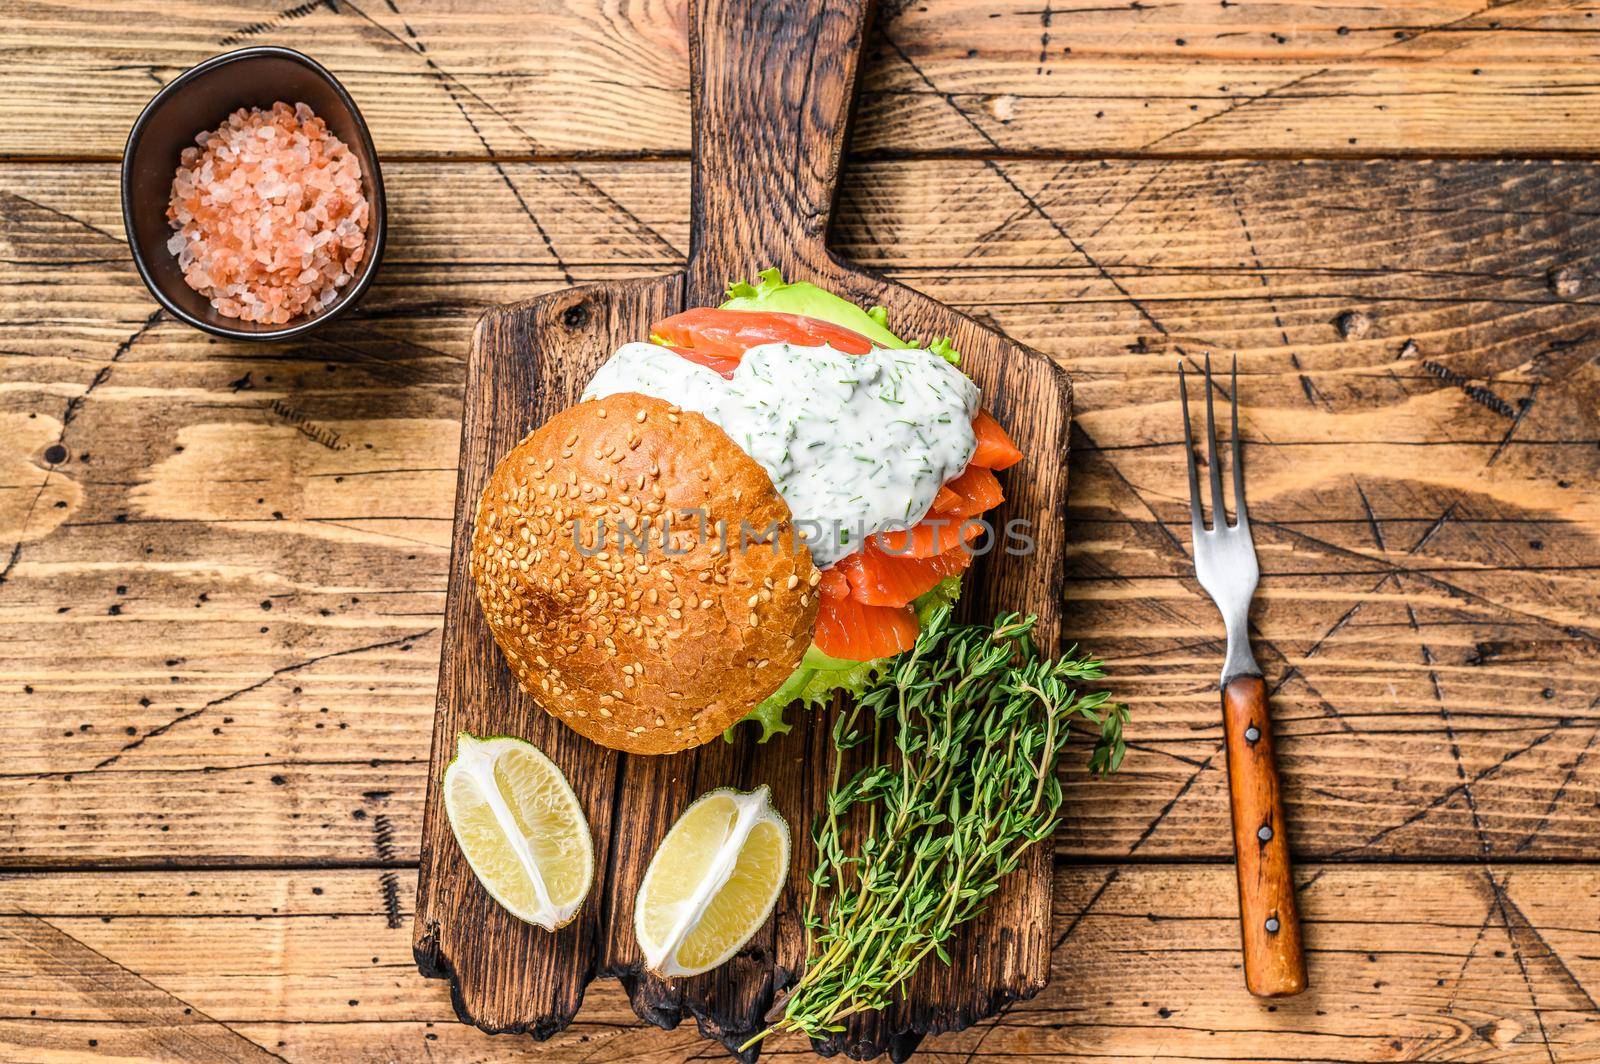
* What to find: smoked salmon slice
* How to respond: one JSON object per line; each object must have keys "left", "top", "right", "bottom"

{"left": 929, "top": 464, "right": 1004, "bottom": 518}
{"left": 970, "top": 409, "right": 1023, "bottom": 470}
{"left": 813, "top": 569, "right": 920, "bottom": 661}
{"left": 851, "top": 465, "right": 1000, "bottom": 587}
{"left": 873, "top": 513, "right": 985, "bottom": 559}
{"left": 837, "top": 540, "right": 973, "bottom": 608}
{"left": 663, "top": 344, "right": 741, "bottom": 377}
{"left": 653, "top": 308, "right": 878, "bottom": 361}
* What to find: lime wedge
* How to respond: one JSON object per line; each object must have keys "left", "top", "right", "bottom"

{"left": 443, "top": 733, "right": 593, "bottom": 930}
{"left": 635, "top": 785, "right": 790, "bottom": 977}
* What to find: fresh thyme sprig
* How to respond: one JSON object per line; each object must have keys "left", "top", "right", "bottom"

{"left": 743, "top": 606, "right": 1125, "bottom": 1049}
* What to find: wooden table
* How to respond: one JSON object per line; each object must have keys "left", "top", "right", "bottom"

{"left": 3, "top": 2, "right": 1598, "bottom": 1060}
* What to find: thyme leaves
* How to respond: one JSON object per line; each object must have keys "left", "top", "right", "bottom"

{"left": 747, "top": 606, "right": 1124, "bottom": 1047}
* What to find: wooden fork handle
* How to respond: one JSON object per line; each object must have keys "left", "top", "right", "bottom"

{"left": 1222, "top": 673, "right": 1307, "bottom": 997}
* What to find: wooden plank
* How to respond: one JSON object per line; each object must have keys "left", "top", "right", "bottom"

{"left": 2, "top": 159, "right": 1597, "bottom": 866}
{"left": 3, "top": 864, "right": 1597, "bottom": 1060}
{"left": 6, "top": 1, "right": 1600, "bottom": 159}
{"left": 0, "top": 869, "right": 704, "bottom": 1062}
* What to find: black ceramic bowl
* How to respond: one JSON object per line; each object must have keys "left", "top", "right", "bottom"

{"left": 121, "top": 46, "right": 386, "bottom": 341}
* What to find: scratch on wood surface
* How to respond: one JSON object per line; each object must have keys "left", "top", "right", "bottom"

{"left": 1138, "top": 66, "right": 1332, "bottom": 152}
{"left": 1341, "top": 605, "right": 1565, "bottom": 857}
{"left": 371, "top": 811, "right": 398, "bottom": 862}
{"left": 0, "top": 912, "right": 287, "bottom": 1062}
{"left": 1444, "top": 896, "right": 1500, "bottom": 1018}
{"left": 338, "top": 0, "right": 538, "bottom": 149}
{"left": 1513, "top": 698, "right": 1600, "bottom": 855}
{"left": 1397, "top": 593, "right": 1567, "bottom": 1060}
{"left": 88, "top": 628, "right": 432, "bottom": 773}
{"left": 1495, "top": 873, "right": 1600, "bottom": 1014}
{"left": 1486, "top": 383, "right": 1540, "bottom": 467}
{"left": 1420, "top": 359, "right": 1518, "bottom": 418}
{"left": 372, "top": 810, "right": 405, "bottom": 931}
{"left": 268, "top": 398, "right": 349, "bottom": 451}
{"left": 880, "top": 27, "right": 1179, "bottom": 339}
{"left": 1483, "top": 869, "right": 1559, "bottom": 1064}
{"left": 1414, "top": 592, "right": 1484, "bottom": 851}
{"left": 378, "top": 871, "right": 404, "bottom": 928}
{"left": 1052, "top": 866, "right": 1122, "bottom": 950}
{"left": 1355, "top": 480, "right": 1387, "bottom": 552}
{"left": 1225, "top": 182, "right": 1321, "bottom": 410}
{"left": 2, "top": 190, "right": 127, "bottom": 247}
{"left": 1408, "top": 500, "right": 1461, "bottom": 557}
{"left": 217, "top": 0, "right": 333, "bottom": 47}
{"left": 0, "top": 309, "right": 162, "bottom": 589}
{"left": 1243, "top": 482, "right": 1598, "bottom": 838}
{"left": 1086, "top": 162, "right": 1171, "bottom": 240}
{"left": 1267, "top": 497, "right": 1459, "bottom": 699}
{"left": 303, "top": 329, "right": 456, "bottom": 389}
{"left": 1136, "top": 0, "right": 1541, "bottom": 152}
{"left": 1260, "top": 476, "right": 1401, "bottom": 700}
{"left": 1265, "top": 588, "right": 1375, "bottom": 699}
{"left": 1259, "top": 499, "right": 1600, "bottom": 649}
{"left": 340, "top": 0, "right": 574, "bottom": 282}
{"left": 1126, "top": 746, "right": 1221, "bottom": 854}
{"left": 1035, "top": 1, "right": 1054, "bottom": 76}
{"left": 334, "top": 0, "right": 679, "bottom": 258}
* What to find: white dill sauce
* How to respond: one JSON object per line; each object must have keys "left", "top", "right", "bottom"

{"left": 582, "top": 341, "right": 979, "bottom": 567}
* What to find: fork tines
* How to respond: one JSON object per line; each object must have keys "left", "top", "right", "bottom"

{"left": 1179, "top": 354, "right": 1248, "bottom": 534}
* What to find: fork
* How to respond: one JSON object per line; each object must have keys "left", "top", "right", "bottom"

{"left": 1180, "top": 355, "right": 1308, "bottom": 998}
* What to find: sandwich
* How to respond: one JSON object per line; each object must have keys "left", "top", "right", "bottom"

{"left": 471, "top": 270, "right": 1021, "bottom": 755}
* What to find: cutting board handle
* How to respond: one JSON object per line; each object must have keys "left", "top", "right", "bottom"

{"left": 686, "top": 0, "right": 873, "bottom": 301}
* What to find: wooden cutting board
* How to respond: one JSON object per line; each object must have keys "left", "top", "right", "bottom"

{"left": 413, "top": 0, "right": 1074, "bottom": 1057}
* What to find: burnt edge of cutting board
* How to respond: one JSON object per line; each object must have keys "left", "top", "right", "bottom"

{"left": 415, "top": 266, "right": 1073, "bottom": 1061}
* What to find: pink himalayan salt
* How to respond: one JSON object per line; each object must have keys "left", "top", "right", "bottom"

{"left": 166, "top": 101, "right": 368, "bottom": 326}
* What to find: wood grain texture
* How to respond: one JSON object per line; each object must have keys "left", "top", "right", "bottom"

{"left": 3, "top": 158, "right": 1598, "bottom": 870}
{"left": 5, "top": 0, "right": 1600, "bottom": 1058}
{"left": 1222, "top": 673, "right": 1307, "bottom": 998}
{"left": 8, "top": 1, "right": 1600, "bottom": 160}
{"left": 6, "top": 865, "right": 1600, "bottom": 1061}
{"left": 3, "top": 149, "right": 1600, "bottom": 1064}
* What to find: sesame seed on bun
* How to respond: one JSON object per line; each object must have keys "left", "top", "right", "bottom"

{"left": 470, "top": 393, "right": 820, "bottom": 755}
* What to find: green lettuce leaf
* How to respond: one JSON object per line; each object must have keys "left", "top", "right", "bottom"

{"left": 926, "top": 336, "right": 961, "bottom": 366}
{"left": 721, "top": 268, "right": 906, "bottom": 350}
{"left": 730, "top": 578, "right": 965, "bottom": 743}
{"left": 721, "top": 268, "right": 964, "bottom": 366}
{"left": 733, "top": 645, "right": 888, "bottom": 744}
{"left": 912, "top": 575, "right": 963, "bottom": 625}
